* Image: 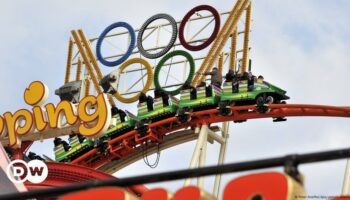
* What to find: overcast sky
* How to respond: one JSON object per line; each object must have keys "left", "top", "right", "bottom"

{"left": 0, "top": 0, "right": 350, "bottom": 197}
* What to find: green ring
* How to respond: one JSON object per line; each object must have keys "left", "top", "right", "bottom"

{"left": 154, "top": 50, "right": 195, "bottom": 96}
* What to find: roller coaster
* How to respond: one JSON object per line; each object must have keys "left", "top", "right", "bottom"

{"left": 1, "top": 0, "right": 350, "bottom": 199}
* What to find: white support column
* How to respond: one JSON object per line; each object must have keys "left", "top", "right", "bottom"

{"left": 213, "top": 122, "right": 230, "bottom": 197}
{"left": 197, "top": 129, "right": 208, "bottom": 189}
{"left": 342, "top": 159, "right": 350, "bottom": 195}
{"left": 184, "top": 124, "right": 209, "bottom": 186}
{"left": 208, "top": 129, "right": 225, "bottom": 144}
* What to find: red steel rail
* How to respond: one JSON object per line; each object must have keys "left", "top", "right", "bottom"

{"left": 70, "top": 104, "right": 350, "bottom": 169}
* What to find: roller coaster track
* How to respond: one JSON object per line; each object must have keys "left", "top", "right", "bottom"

{"left": 24, "top": 162, "right": 148, "bottom": 196}
{"left": 69, "top": 104, "right": 350, "bottom": 172}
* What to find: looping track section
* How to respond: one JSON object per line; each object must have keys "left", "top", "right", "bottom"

{"left": 70, "top": 104, "right": 350, "bottom": 171}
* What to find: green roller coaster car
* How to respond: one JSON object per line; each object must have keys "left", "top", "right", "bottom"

{"left": 54, "top": 112, "right": 138, "bottom": 162}
{"left": 137, "top": 96, "right": 179, "bottom": 121}
{"left": 99, "top": 111, "right": 137, "bottom": 140}
{"left": 179, "top": 85, "right": 222, "bottom": 109}
{"left": 54, "top": 76, "right": 289, "bottom": 162}
{"left": 220, "top": 79, "right": 289, "bottom": 105}
{"left": 54, "top": 136, "right": 94, "bottom": 162}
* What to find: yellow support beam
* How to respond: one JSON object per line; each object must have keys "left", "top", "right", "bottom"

{"left": 193, "top": 0, "right": 250, "bottom": 86}
{"left": 77, "top": 29, "right": 116, "bottom": 107}
{"left": 229, "top": 28, "right": 238, "bottom": 71}
{"left": 77, "top": 30, "right": 104, "bottom": 80}
{"left": 84, "top": 78, "right": 90, "bottom": 97}
{"left": 71, "top": 30, "right": 102, "bottom": 95}
{"left": 76, "top": 57, "right": 82, "bottom": 81}
{"left": 64, "top": 38, "right": 73, "bottom": 84}
{"left": 192, "top": 0, "right": 244, "bottom": 85}
{"left": 218, "top": 52, "right": 223, "bottom": 75}
{"left": 198, "top": 0, "right": 250, "bottom": 84}
{"left": 241, "top": 2, "right": 252, "bottom": 75}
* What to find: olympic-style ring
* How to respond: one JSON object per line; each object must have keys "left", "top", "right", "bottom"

{"left": 114, "top": 58, "right": 153, "bottom": 103}
{"left": 96, "top": 22, "right": 136, "bottom": 67}
{"left": 95, "top": 6, "right": 221, "bottom": 99}
{"left": 179, "top": 5, "right": 221, "bottom": 51}
{"left": 154, "top": 50, "right": 195, "bottom": 96}
{"left": 137, "top": 13, "right": 178, "bottom": 59}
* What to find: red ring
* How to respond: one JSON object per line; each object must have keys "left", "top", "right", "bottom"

{"left": 179, "top": 5, "right": 221, "bottom": 51}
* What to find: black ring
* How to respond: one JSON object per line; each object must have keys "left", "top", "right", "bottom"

{"left": 137, "top": 13, "right": 178, "bottom": 59}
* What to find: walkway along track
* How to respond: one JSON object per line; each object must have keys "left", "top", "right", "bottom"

{"left": 69, "top": 104, "right": 350, "bottom": 171}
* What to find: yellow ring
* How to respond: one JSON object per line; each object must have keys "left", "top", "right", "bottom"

{"left": 114, "top": 58, "right": 153, "bottom": 103}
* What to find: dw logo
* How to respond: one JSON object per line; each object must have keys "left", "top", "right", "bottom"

{"left": 6, "top": 160, "right": 48, "bottom": 184}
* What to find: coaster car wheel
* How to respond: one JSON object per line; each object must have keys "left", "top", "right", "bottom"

{"left": 218, "top": 101, "right": 232, "bottom": 116}
{"left": 266, "top": 96, "right": 274, "bottom": 104}
{"left": 176, "top": 108, "right": 192, "bottom": 123}
{"left": 135, "top": 121, "right": 149, "bottom": 137}
{"left": 255, "top": 95, "right": 270, "bottom": 113}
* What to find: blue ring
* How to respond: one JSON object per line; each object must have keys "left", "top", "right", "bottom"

{"left": 96, "top": 22, "right": 136, "bottom": 67}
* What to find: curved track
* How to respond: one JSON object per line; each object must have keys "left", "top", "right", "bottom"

{"left": 24, "top": 162, "right": 148, "bottom": 196}
{"left": 69, "top": 104, "right": 350, "bottom": 171}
